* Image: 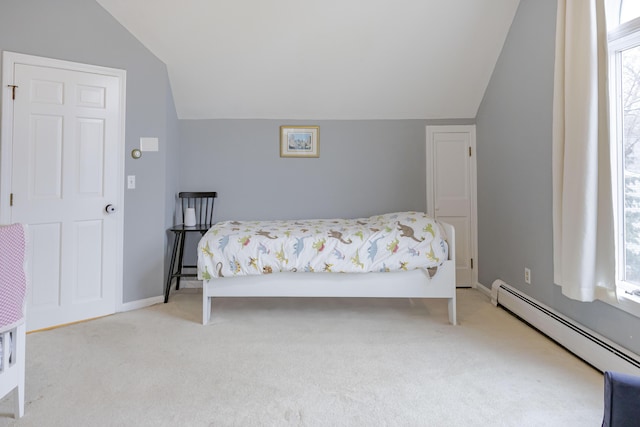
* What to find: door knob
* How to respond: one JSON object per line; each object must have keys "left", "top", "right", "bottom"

{"left": 105, "top": 204, "right": 116, "bottom": 214}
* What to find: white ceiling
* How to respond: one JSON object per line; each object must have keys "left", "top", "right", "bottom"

{"left": 96, "top": 0, "right": 520, "bottom": 120}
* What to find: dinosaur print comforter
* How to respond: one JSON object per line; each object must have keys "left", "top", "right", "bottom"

{"left": 197, "top": 212, "right": 448, "bottom": 279}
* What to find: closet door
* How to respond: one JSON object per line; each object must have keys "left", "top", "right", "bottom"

{"left": 426, "top": 125, "right": 477, "bottom": 287}
{"left": 1, "top": 52, "right": 126, "bottom": 331}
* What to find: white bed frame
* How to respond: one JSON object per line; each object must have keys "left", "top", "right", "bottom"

{"left": 0, "top": 321, "right": 25, "bottom": 419}
{"left": 202, "top": 222, "right": 456, "bottom": 325}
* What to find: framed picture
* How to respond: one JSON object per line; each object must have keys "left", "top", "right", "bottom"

{"left": 280, "top": 126, "right": 320, "bottom": 158}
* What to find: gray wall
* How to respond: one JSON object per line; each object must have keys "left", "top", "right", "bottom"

{"left": 179, "top": 119, "right": 473, "bottom": 222}
{"left": 0, "top": 0, "right": 179, "bottom": 302}
{"left": 165, "top": 79, "right": 181, "bottom": 281}
{"left": 476, "top": 0, "right": 640, "bottom": 355}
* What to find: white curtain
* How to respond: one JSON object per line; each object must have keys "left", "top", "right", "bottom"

{"left": 552, "top": 0, "right": 616, "bottom": 301}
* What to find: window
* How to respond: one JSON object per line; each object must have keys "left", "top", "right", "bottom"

{"left": 618, "top": 0, "right": 640, "bottom": 26}
{"left": 608, "top": 0, "right": 640, "bottom": 298}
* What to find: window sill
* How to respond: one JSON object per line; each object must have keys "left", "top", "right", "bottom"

{"left": 597, "top": 284, "right": 640, "bottom": 319}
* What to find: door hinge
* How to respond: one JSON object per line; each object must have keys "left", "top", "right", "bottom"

{"left": 10, "top": 193, "right": 13, "bottom": 206}
{"left": 470, "top": 258, "right": 473, "bottom": 269}
{"left": 469, "top": 147, "right": 472, "bottom": 157}
{"left": 7, "top": 85, "right": 17, "bottom": 100}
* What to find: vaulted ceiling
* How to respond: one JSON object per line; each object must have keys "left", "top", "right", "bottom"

{"left": 96, "top": 0, "right": 520, "bottom": 120}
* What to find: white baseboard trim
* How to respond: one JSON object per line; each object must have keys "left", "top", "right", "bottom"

{"left": 118, "top": 295, "right": 164, "bottom": 312}
{"left": 475, "top": 282, "right": 491, "bottom": 298}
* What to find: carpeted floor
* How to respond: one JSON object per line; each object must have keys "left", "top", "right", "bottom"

{"left": 0, "top": 288, "right": 603, "bottom": 426}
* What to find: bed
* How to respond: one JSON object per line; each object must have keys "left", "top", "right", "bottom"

{"left": 197, "top": 212, "right": 456, "bottom": 325}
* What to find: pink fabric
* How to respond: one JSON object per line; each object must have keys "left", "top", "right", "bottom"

{"left": 0, "top": 223, "right": 27, "bottom": 329}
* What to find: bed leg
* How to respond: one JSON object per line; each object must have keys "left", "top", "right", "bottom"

{"left": 203, "top": 291, "right": 211, "bottom": 325}
{"left": 16, "top": 323, "right": 25, "bottom": 418}
{"left": 448, "top": 296, "right": 457, "bottom": 326}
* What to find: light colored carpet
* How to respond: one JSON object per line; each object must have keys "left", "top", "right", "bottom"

{"left": 0, "top": 289, "right": 603, "bottom": 426}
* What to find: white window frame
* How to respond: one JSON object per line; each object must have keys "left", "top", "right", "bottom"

{"left": 608, "top": 12, "right": 640, "bottom": 313}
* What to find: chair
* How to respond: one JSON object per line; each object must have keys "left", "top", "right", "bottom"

{"left": 0, "top": 223, "right": 27, "bottom": 419}
{"left": 602, "top": 371, "right": 640, "bottom": 427}
{"left": 165, "top": 192, "right": 217, "bottom": 302}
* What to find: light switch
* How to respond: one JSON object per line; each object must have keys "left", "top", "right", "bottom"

{"left": 140, "top": 137, "right": 159, "bottom": 152}
{"left": 127, "top": 175, "right": 136, "bottom": 189}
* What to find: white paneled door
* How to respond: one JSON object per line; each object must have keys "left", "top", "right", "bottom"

{"left": 426, "top": 125, "right": 477, "bottom": 287}
{"left": 1, "top": 52, "right": 125, "bottom": 331}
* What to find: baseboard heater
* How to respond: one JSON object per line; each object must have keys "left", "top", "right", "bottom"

{"left": 491, "top": 279, "right": 640, "bottom": 376}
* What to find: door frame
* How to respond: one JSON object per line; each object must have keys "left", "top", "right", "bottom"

{"left": 1, "top": 51, "right": 126, "bottom": 312}
{"left": 426, "top": 124, "right": 478, "bottom": 287}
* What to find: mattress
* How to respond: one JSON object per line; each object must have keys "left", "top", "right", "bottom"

{"left": 197, "top": 211, "right": 448, "bottom": 279}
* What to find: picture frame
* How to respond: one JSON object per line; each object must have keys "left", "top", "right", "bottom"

{"left": 280, "top": 126, "right": 320, "bottom": 158}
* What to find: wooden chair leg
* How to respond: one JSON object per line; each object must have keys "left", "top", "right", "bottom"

{"left": 176, "top": 232, "right": 187, "bottom": 291}
{"left": 164, "top": 231, "right": 180, "bottom": 303}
